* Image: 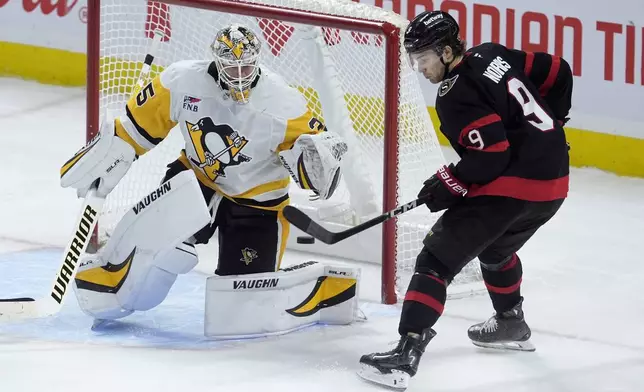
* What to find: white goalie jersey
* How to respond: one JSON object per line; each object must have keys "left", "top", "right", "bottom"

{"left": 114, "top": 60, "right": 338, "bottom": 210}
{"left": 58, "top": 59, "right": 356, "bottom": 337}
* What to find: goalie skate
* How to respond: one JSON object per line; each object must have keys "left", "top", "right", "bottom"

{"left": 468, "top": 299, "right": 535, "bottom": 352}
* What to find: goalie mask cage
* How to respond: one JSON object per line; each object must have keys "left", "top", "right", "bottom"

{"left": 86, "top": 0, "right": 481, "bottom": 304}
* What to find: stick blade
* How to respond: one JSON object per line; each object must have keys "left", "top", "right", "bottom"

{"left": 0, "top": 298, "right": 34, "bottom": 302}
{"left": 0, "top": 298, "right": 44, "bottom": 321}
{"left": 283, "top": 206, "right": 336, "bottom": 244}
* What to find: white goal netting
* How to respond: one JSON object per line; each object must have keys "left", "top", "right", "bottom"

{"left": 95, "top": 0, "right": 481, "bottom": 301}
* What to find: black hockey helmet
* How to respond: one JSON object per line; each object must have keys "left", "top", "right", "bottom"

{"left": 404, "top": 11, "right": 461, "bottom": 54}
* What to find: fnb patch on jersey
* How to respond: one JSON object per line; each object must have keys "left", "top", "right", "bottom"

{"left": 183, "top": 95, "right": 201, "bottom": 112}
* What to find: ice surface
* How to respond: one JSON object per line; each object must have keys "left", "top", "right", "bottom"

{"left": 0, "top": 78, "right": 643, "bottom": 392}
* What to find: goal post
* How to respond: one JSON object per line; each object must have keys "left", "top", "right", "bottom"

{"left": 84, "top": 0, "right": 478, "bottom": 304}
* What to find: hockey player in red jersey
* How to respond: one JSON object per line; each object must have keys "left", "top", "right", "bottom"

{"left": 358, "top": 10, "right": 572, "bottom": 389}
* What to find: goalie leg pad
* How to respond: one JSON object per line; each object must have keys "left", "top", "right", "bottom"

{"left": 121, "top": 242, "right": 198, "bottom": 311}
{"left": 75, "top": 243, "right": 198, "bottom": 319}
{"left": 74, "top": 171, "right": 210, "bottom": 320}
{"left": 204, "top": 261, "right": 361, "bottom": 339}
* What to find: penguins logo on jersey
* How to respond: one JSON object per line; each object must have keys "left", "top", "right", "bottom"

{"left": 240, "top": 247, "right": 258, "bottom": 265}
{"left": 438, "top": 74, "right": 459, "bottom": 97}
{"left": 186, "top": 117, "right": 251, "bottom": 181}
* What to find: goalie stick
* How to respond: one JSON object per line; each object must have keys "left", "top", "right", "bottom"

{"left": 0, "top": 30, "right": 165, "bottom": 321}
{"left": 0, "top": 184, "right": 104, "bottom": 321}
{"left": 283, "top": 197, "right": 427, "bottom": 245}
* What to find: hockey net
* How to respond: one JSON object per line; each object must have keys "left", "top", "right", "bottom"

{"left": 88, "top": 0, "right": 482, "bottom": 303}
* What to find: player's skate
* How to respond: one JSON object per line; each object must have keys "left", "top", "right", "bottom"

{"left": 357, "top": 328, "right": 436, "bottom": 390}
{"left": 468, "top": 299, "right": 535, "bottom": 352}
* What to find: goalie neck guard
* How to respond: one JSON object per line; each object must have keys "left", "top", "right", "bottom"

{"left": 210, "top": 24, "right": 262, "bottom": 104}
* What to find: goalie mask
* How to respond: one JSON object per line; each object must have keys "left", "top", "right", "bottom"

{"left": 211, "top": 24, "right": 262, "bottom": 104}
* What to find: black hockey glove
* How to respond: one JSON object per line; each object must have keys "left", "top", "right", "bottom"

{"left": 417, "top": 164, "right": 469, "bottom": 212}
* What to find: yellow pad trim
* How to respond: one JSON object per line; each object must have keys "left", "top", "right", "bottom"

{"left": 286, "top": 276, "right": 356, "bottom": 317}
{"left": 75, "top": 248, "right": 135, "bottom": 294}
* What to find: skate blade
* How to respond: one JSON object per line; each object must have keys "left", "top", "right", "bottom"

{"left": 357, "top": 363, "right": 410, "bottom": 390}
{"left": 472, "top": 339, "right": 536, "bottom": 352}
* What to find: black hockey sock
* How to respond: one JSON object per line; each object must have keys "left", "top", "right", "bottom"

{"left": 398, "top": 272, "right": 447, "bottom": 336}
{"left": 481, "top": 253, "right": 523, "bottom": 313}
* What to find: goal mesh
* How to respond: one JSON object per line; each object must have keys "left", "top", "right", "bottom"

{"left": 92, "top": 0, "right": 481, "bottom": 302}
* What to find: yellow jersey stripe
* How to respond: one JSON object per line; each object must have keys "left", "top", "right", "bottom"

{"left": 276, "top": 109, "right": 324, "bottom": 152}
{"left": 276, "top": 208, "right": 289, "bottom": 269}
{"left": 232, "top": 177, "right": 291, "bottom": 200}
{"left": 115, "top": 118, "right": 148, "bottom": 156}
{"left": 125, "top": 76, "right": 177, "bottom": 146}
{"left": 125, "top": 105, "right": 166, "bottom": 146}
{"left": 178, "top": 152, "right": 291, "bottom": 211}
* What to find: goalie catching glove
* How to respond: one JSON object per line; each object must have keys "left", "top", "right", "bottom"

{"left": 279, "top": 131, "right": 347, "bottom": 200}
{"left": 60, "top": 116, "right": 136, "bottom": 198}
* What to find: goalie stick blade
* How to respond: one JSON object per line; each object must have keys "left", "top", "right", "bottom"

{"left": 0, "top": 298, "right": 34, "bottom": 302}
{"left": 0, "top": 300, "right": 42, "bottom": 321}
{"left": 282, "top": 205, "right": 337, "bottom": 244}
{"left": 0, "top": 187, "right": 104, "bottom": 322}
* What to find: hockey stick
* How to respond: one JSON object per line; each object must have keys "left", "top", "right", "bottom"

{"left": 0, "top": 183, "right": 104, "bottom": 321}
{"left": 0, "top": 31, "right": 165, "bottom": 321}
{"left": 283, "top": 197, "right": 427, "bottom": 245}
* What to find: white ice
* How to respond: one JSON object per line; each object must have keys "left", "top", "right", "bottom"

{"left": 0, "top": 78, "right": 643, "bottom": 392}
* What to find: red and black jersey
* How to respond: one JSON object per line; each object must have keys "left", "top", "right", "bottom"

{"left": 504, "top": 47, "right": 573, "bottom": 125}
{"left": 435, "top": 42, "right": 570, "bottom": 202}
